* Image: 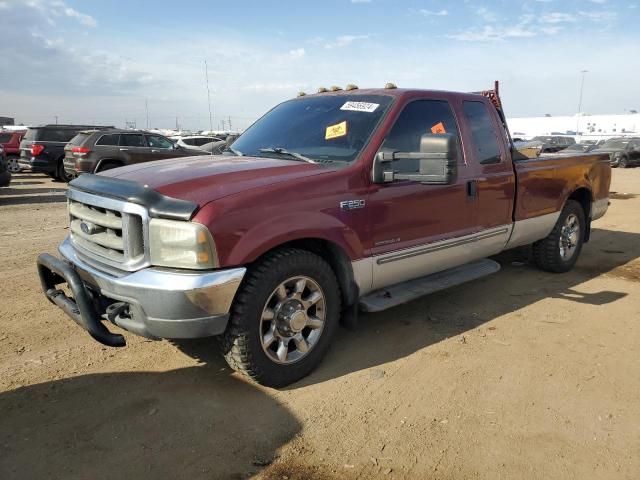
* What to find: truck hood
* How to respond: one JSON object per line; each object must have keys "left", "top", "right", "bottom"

{"left": 101, "top": 155, "right": 333, "bottom": 207}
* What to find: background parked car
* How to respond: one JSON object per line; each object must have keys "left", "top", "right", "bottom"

{"left": 0, "top": 129, "right": 26, "bottom": 173}
{"left": 173, "top": 135, "right": 222, "bottom": 150}
{"left": 594, "top": 137, "right": 640, "bottom": 168}
{"left": 63, "top": 129, "right": 207, "bottom": 178}
{"left": 541, "top": 142, "right": 597, "bottom": 157}
{"left": 19, "top": 124, "right": 112, "bottom": 181}
{"left": 530, "top": 135, "right": 576, "bottom": 153}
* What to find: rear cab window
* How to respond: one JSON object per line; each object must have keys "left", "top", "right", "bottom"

{"left": 461, "top": 101, "right": 502, "bottom": 165}
{"left": 0, "top": 133, "right": 12, "bottom": 143}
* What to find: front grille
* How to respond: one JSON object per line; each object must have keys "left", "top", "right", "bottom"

{"left": 67, "top": 189, "right": 149, "bottom": 272}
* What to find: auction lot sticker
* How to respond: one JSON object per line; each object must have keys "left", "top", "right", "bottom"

{"left": 326, "top": 121, "right": 348, "bottom": 140}
{"left": 340, "top": 101, "right": 380, "bottom": 113}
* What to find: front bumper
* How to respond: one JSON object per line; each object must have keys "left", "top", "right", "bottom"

{"left": 37, "top": 237, "right": 246, "bottom": 346}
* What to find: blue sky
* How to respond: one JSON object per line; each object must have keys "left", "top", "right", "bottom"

{"left": 1, "top": 0, "right": 638, "bottom": 130}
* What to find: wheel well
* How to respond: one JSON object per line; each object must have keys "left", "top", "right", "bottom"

{"left": 568, "top": 187, "right": 592, "bottom": 241}
{"left": 258, "top": 238, "right": 359, "bottom": 309}
{"left": 96, "top": 159, "right": 123, "bottom": 172}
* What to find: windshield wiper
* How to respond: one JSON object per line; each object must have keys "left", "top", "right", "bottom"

{"left": 258, "top": 147, "right": 316, "bottom": 163}
{"left": 223, "top": 146, "right": 243, "bottom": 156}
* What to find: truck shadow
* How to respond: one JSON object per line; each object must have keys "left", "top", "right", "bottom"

{"left": 174, "top": 227, "right": 638, "bottom": 389}
{"left": 0, "top": 367, "right": 300, "bottom": 479}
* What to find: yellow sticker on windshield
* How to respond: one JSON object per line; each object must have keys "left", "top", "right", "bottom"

{"left": 325, "top": 121, "right": 348, "bottom": 140}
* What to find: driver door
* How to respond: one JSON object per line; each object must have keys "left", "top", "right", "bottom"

{"left": 367, "top": 97, "right": 476, "bottom": 290}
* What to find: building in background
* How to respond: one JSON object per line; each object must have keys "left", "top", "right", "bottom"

{"left": 508, "top": 113, "right": 639, "bottom": 142}
{"left": 0, "top": 116, "right": 15, "bottom": 126}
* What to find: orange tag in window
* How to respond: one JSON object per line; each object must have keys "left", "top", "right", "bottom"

{"left": 325, "top": 121, "right": 348, "bottom": 140}
{"left": 431, "top": 122, "right": 446, "bottom": 134}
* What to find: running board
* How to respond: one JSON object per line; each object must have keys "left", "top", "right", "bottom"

{"left": 359, "top": 259, "right": 501, "bottom": 313}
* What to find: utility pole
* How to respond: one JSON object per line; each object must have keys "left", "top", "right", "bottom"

{"left": 204, "top": 60, "right": 214, "bottom": 140}
{"left": 576, "top": 70, "right": 588, "bottom": 137}
{"left": 54, "top": 115, "right": 58, "bottom": 125}
{"left": 145, "top": 99, "right": 149, "bottom": 129}
{"left": 228, "top": 116, "right": 232, "bottom": 132}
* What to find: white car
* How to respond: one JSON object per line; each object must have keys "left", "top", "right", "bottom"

{"left": 173, "top": 135, "right": 222, "bottom": 150}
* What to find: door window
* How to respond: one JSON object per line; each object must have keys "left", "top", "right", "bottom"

{"left": 119, "top": 134, "right": 145, "bottom": 147}
{"left": 147, "top": 135, "right": 173, "bottom": 149}
{"left": 462, "top": 101, "right": 502, "bottom": 164}
{"left": 95, "top": 134, "right": 120, "bottom": 146}
{"left": 382, "top": 100, "right": 460, "bottom": 173}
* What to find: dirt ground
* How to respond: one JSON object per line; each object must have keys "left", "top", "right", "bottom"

{"left": 1, "top": 170, "right": 639, "bottom": 480}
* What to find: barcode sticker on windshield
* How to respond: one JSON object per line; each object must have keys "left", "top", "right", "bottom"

{"left": 340, "top": 101, "right": 380, "bottom": 113}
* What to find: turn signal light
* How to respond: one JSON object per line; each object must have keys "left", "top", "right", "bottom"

{"left": 31, "top": 144, "right": 45, "bottom": 156}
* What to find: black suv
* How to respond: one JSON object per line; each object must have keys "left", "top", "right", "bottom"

{"left": 19, "top": 124, "right": 112, "bottom": 181}
{"left": 594, "top": 137, "right": 640, "bottom": 168}
{"left": 63, "top": 129, "right": 205, "bottom": 178}
{"left": 530, "top": 136, "right": 576, "bottom": 153}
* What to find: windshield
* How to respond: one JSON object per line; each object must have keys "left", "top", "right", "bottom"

{"left": 598, "top": 139, "right": 629, "bottom": 149}
{"left": 231, "top": 94, "right": 394, "bottom": 163}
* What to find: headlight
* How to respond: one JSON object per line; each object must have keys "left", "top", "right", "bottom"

{"left": 149, "top": 219, "right": 218, "bottom": 269}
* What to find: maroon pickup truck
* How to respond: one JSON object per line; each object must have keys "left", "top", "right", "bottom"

{"left": 37, "top": 83, "right": 610, "bottom": 387}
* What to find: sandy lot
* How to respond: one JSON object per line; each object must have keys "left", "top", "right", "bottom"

{"left": 1, "top": 170, "right": 639, "bottom": 479}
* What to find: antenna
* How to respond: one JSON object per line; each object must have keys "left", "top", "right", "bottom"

{"left": 204, "top": 60, "right": 214, "bottom": 156}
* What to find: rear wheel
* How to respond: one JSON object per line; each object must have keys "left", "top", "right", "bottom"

{"left": 219, "top": 248, "right": 341, "bottom": 387}
{"left": 56, "top": 159, "right": 72, "bottom": 182}
{"left": 6, "top": 156, "right": 20, "bottom": 173}
{"left": 532, "top": 200, "right": 585, "bottom": 273}
{"left": 97, "top": 161, "right": 122, "bottom": 172}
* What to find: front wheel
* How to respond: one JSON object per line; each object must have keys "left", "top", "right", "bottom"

{"left": 219, "top": 248, "right": 341, "bottom": 387}
{"left": 532, "top": 200, "right": 585, "bottom": 273}
{"left": 618, "top": 156, "right": 629, "bottom": 168}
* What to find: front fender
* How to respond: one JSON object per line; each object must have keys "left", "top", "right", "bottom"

{"left": 222, "top": 210, "right": 365, "bottom": 266}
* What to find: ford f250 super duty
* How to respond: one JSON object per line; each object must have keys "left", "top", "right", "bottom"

{"left": 37, "top": 83, "right": 611, "bottom": 387}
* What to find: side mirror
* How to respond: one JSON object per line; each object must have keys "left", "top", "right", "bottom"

{"left": 373, "top": 133, "right": 458, "bottom": 185}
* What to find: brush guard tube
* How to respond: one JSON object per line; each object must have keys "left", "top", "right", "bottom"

{"left": 37, "top": 253, "right": 126, "bottom": 347}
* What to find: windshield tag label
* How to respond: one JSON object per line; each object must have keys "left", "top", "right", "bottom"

{"left": 326, "top": 121, "right": 348, "bottom": 140}
{"left": 340, "top": 101, "right": 380, "bottom": 113}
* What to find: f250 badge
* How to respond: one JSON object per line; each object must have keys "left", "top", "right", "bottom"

{"left": 340, "top": 199, "right": 366, "bottom": 211}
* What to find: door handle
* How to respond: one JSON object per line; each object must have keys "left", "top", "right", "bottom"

{"left": 467, "top": 180, "right": 478, "bottom": 198}
{"left": 119, "top": 148, "right": 129, "bottom": 151}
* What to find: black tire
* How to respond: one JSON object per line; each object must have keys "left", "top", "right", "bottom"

{"left": 618, "top": 156, "right": 628, "bottom": 168}
{"left": 532, "top": 200, "right": 585, "bottom": 273}
{"left": 56, "top": 159, "right": 72, "bottom": 182}
{"left": 97, "top": 161, "right": 122, "bottom": 172}
{"left": 219, "top": 248, "right": 341, "bottom": 388}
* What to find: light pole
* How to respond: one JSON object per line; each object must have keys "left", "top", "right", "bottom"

{"left": 576, "top": 70, "right": 588, "bottom": 137}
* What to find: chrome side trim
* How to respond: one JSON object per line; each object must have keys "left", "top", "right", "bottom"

{"left": 371, "top": 225, "right": 512, "bottom": 291}
{"left": 504, "top": 212, "right": 560, "bottom": 249}
{"left": 591, "top": 198, "right": 609, "bottom": 221}
{"left": 377, "top": 227, "right": 510, "bottom": 265}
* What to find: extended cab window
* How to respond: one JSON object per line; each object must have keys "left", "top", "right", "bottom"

{"left": 462, "top": 101, "right": 502, "bottom": 164}
{"left": 147, "top": 135, "right": 173, "bottom": 149}
{"left": 382, "top": 99, "right": 460, "bottom": 173}
{"left": 119, "top": 134, "right": 145, "bottom": 147}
